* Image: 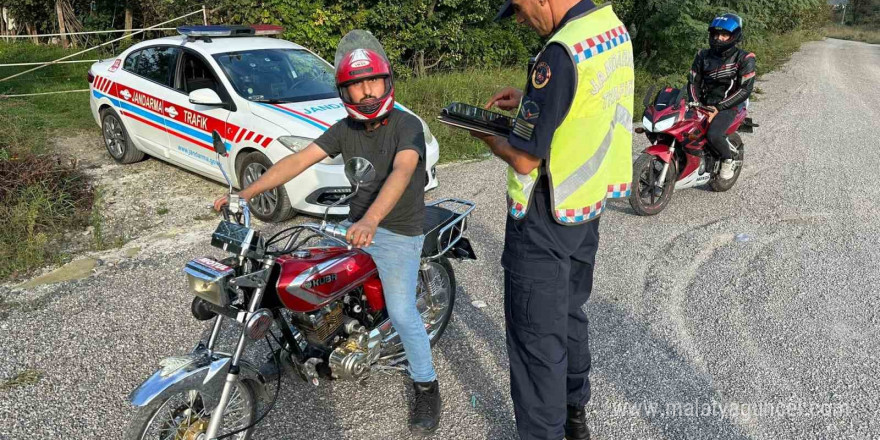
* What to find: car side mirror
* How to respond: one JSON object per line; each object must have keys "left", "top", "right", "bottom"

{"left": 212, "top": 130, "right": 227, "bottom": 156}
{"left": 189, "top": 88, "right": 224, "bottom": 106}
{"left": 344, "top": 157, "right": 376, "bottom": 186}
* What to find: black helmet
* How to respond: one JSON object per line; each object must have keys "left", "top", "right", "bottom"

{"left": 709, "top": 13, "right": 743, "bottom": 54}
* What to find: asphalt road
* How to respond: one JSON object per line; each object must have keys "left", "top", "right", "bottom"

{"left": 2, "top": 38, "right": 879, "bottom": 439}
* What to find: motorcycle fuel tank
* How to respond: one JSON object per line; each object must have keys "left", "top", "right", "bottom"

{"left": 276, "top": 247, "right": 378, "bottom": 312}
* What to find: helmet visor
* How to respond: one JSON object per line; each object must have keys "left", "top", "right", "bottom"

{"left": 710, "top": 16, "right": 740, "bottom": 33}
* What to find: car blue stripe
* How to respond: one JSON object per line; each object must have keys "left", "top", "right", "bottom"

{"left": 258, "top": 103, "right": 328, "bottom": 131}
{"left": 94, "top": 89, "right": 231, "bottom": 149}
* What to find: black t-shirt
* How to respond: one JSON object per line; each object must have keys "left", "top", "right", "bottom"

{"left": 314, "top": 109, "right": 426, "bottom": 236}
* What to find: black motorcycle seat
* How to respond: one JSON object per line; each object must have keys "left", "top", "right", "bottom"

{"left": 422, "top": 205, "right": 457, "bottom": 257}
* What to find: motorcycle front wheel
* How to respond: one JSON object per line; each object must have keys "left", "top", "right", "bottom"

{"left": 125, "top": 380, "right": 257, "bottom": 440}
{"left": 629, "top": 153, "right": 677, "bottom": 216}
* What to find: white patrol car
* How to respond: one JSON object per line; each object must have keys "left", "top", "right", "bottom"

{"left": 88, "top": 25, "right": 439, "bottom": 222}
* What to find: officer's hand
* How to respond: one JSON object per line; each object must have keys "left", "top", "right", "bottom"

{"left": 346, "top": 218, "right": 377, "bottom": 249}
{"left": 486, "top": 87, "right": 523, "bottom": 111}
{"left": 213, "top": 194, "right": 229, "bottom": 212}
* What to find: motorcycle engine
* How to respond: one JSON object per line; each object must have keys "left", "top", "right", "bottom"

{"left": 328, "top": 319, "right": 382, "bottom": 380}
{"left": 289, "top": 303, "right": 345, "bottom": 347}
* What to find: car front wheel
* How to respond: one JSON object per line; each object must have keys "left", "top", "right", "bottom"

{"left": 238, "top": 151, "right": 293, "bottom": 223}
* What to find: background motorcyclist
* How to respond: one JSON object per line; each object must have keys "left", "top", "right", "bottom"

{"left": 686, "top": 13, "right": 756, "bottom": 180}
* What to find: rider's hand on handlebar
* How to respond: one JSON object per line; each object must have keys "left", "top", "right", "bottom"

{"left": 705, "top": 106, "right": 719, "bottom": 123}
{"left": 213, "top": 194, "right": 229, "bottom": 212}
{"left": 346, "top": 218, "right": 378, "bottom": 249}
{"left": 485, "top": 87, "right": 523, "bottom": 112}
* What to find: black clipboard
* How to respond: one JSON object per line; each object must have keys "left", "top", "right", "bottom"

{"left": 437, "top": 102, "right": 513, "bottom": 138}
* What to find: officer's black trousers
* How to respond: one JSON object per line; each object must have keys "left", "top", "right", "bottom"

{"left": 501, "top": 183, "right": 600, "bottom": 440}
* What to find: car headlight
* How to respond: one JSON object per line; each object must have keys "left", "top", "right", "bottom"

{"left": 642, "top": 116, "right": 653, "bottom": 133}
{"left": 277, "top": 135, "right": 341, "bottom": 165}
{"left": 653, "top": 117, "right": 677, "bottom": 132}
{"left": 277, "top": 135, "right": 313, "bottom": 153}
{"left": 422, "top": 120, "right": 436, "bottom": 145}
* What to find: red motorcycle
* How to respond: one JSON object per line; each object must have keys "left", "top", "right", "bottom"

{"left": 629, "top": 86, "right": 758, "bottom": 216}
{"left": 125, "top": 132, "right": 476, "bottom": 439}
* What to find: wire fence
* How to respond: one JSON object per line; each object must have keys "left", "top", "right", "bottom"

{"left": 0, "top": 7, "right": 213, "bottom": 98}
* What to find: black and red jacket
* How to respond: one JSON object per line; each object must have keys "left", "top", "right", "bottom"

{"left": 687, "top": 47, "right": 756, "bottom": 111}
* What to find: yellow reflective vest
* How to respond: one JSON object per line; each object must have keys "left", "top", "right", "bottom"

{"left": 507, "top": 4, "right": 634, "bottom": 225}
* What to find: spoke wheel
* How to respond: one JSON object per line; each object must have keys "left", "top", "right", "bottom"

{"left": 380, "top": 258, "right": 457, "bottom": 362}
{"left": 125, "top": 381, "right": 256, "bottom": 440}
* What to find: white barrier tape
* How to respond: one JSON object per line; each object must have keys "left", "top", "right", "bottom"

{"left": 0, "top": 28, "right": 176, "bottom": 38}
{"left": 0, "top": 9, "right": 204, "bottom": 84}
{"left": 0, "top": 60, "right": 98, "bottom": 67}
{"left": 0, "top": 89, "right": 89, "bottom": 99}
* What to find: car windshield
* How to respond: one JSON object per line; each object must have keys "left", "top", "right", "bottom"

{"left": 213, "top": 49, "right": 337, "bottom": 103}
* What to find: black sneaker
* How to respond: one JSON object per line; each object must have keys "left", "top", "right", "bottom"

{"left": 410, "top": 380, "right": 441, "bottom": 435}
{"left": 564, "top": 404, "right": 591, "bottom": 440}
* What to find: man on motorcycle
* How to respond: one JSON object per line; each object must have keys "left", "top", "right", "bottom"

{"left": 212, "top": 39, "right": 442, "bottom": 435}
{"left": 687, "top": 13, "right": 756, "bottom": 180}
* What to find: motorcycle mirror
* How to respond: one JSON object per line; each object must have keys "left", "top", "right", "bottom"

{"left": 344, "top": 157, "right": 376, "bottom": 185}
{"left": 212, "top": 131, "right": 227, "bottom": 157}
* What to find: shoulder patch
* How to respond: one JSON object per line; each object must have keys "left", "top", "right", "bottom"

{"left": 519, "top": 100, "right": 540, "bottom": 121}
{"left": 531, "top": 61, "right": 552, "bottom": 89}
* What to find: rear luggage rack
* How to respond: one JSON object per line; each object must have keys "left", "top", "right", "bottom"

{"left": 424, "top": 198, "right": 475, "bottom": 260}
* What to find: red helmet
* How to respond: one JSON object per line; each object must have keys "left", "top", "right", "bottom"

{"left": 335, "top": 48, "right": 395, "bottom": 121}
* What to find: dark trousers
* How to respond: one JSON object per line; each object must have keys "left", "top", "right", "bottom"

{"left": 502, "top": 183, "right": 600, "bottom": 440}
{"left": 706, "top": 107, "right": 738, "bottom": 160}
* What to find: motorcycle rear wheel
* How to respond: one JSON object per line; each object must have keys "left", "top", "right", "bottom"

{"left": 629, "top": 153, "right": 677, "bottom": 216}
{"left": 125, "top": 380, "right": 257, "bottom": 440}
{"left": 709, "top": 133, "right": 744, "bottom": 192}
{"left": 381, "top": 257, "right": 457, "bottom": 361}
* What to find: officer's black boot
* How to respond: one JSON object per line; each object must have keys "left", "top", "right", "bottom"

{"left": 564, "top": 404, "right": 591, "bottom": 440}
{"left": 410, "top": 380, "right": 441, "bottom": 435}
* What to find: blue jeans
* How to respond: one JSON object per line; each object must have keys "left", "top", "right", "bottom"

{"left": 343, "top": 222, "right": 437, "bottom": 383}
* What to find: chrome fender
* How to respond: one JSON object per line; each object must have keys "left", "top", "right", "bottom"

{"left": 129, "top": 351, "right": 266, "bottom": 408}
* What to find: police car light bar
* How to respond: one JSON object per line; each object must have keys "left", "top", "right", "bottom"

{"left": 250, "top": 25, "right": 284, "bottom": 36}
{"left": 177, "top": 25, "right": 256, "bottom": 38}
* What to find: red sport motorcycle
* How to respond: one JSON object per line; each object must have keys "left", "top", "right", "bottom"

{"left": 125, "top": 132, "right": 476, "bottom": 439}
{"left": 629, "top": 86, "right": 758, "bottom": 216}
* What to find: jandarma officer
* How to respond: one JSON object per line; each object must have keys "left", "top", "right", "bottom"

{"left": 472, "top": 0, "right": 634, "bottom": 438}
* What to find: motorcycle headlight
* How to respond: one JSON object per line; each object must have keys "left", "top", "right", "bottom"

{"left": 642, "top": 116, "right": 653, "bottom": 133}
{"left": 184, "top": 257, "right": 233, "bottom": 306}
{"left": 277, "top": 135, "right": 341, "bottom": 165}
{"left": 653, "top": 117, "right": 677, "bottom": 133}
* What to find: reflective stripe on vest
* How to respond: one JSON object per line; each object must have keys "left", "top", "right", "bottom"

{"left": 507, "top": 4, "right": 634, "bottom": 225}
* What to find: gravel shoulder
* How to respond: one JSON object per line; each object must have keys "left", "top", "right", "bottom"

{"left": 1, "top": 38, "right": 879, "bottom": 439}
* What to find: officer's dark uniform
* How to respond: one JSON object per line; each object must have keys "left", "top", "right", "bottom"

{"left": 501, "top": 1, "right": 599, "bottom": 439}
